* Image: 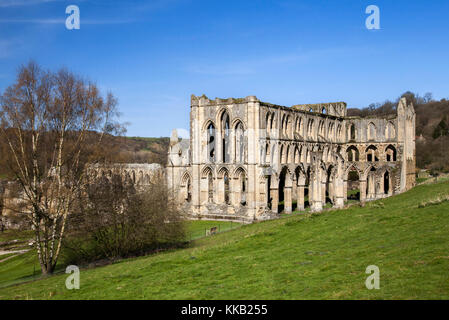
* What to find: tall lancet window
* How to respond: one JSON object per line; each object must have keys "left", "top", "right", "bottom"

{"left": 186, "top": 177, "right": 192, "bottom": 202}
{"left": 240, "top": 171, "right": 247, "bottom": 206}
{"left": 221, "top": 112, "right": 230, "bottom": 163}
{"left": 207, "top": 123, "right": 216, "bottom": 163}
{"left": 224, "top": 172, "right": 230, "bottom": 204}
{"left": 208, "top": 171, "right": 213, "bottom": 203}
{"left": 235, "top": 121, "right": 245, "bottom": 163}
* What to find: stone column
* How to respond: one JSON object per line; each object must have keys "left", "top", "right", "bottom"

{"left": 284, "top": 187, "right": 292, "bottom": 213}
{"left": 310, "top": 173, "right": 323, "bottom": 212}
{"left": 368, "top": 174, "right": 375, "bottom": 199}
{"left": 292, "top": 182, "right": 297, "bottom": 206}
{"left": 297, "top": 185, "right": 305, "bottom": 211}
{"left": 343, "top": 180, "right": 348, "bottom": 201}
{"left": 360, "top": 180, "right": 367, "bottom": 203}
{"left": 321, "top": 182, "right": 326, "bottom": 204}
{"left": 378, "top": 174, "right": 385, "bottom": 198}
{"left": 333, "top": 177, "right": 345, "bottom": 209}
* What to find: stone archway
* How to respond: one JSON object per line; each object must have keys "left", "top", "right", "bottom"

{"left": 345, "top": 166, "right": 361, "bottom": 202}
{"left": 278, "top": 167, "right": 293, "bottom": 213}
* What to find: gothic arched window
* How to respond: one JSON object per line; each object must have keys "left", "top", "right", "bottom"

{"left": 221, "top": 112, "right": 230, "bottom": 163}
{"left": 207, "top": 123, "right": 216, "bottom": 163}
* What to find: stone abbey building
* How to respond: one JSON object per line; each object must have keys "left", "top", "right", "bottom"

{"left": 167, "top": 95, "right": 416, "bottom": 222}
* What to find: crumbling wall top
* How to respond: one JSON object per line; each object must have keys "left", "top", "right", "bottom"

{"left": 292, "top": 102, "right": 347, "bottom": 117}
{"left": 191, "top": 94, "right": 259, "bottom": 106}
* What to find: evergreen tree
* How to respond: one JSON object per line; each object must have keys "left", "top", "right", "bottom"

{"left": 433, "top": 116, "right": 449, "bottom": 139}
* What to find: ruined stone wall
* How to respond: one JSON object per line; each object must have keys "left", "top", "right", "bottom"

{"left": 168, "top": 95, "right": 416, "bottom": 222}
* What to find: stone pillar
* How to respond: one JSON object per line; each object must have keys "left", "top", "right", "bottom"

{"left": 343, "top": 180, "right": 348, "bottom": 201}
{"left": 333, "top": 177, "right": 345, "bottom": 209}
{"left": 321, "top": 182, "right": 326, "bottom": 204}
{"left": 360, "top": 180, "right": 367, "bottom": 203}
{"left": 284, "top": 187, "right": 292, "bottom": 213}
{"left": 310, "top": 173, "right": 323, "bottom": 212}
{"left": 378, "top": 175, "right": 385, "bottom": 198}
{"left": 367, "top": 175, "right": 375, "bottom": 200}
{"left": 297, "top": 185, "right": 305, "bottom": 211}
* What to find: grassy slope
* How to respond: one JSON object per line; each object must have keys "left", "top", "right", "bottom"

{"left": 0, "top": 251, "right": 41, "bottom": 288}
{"left": 1, "top": 181, "right": 449, "bottom": 299}
{"left": 0, "top": 221, "right": 241, "bottom": 289}
{"left": 186, "top": 220, "right": 241, "bottom": 240}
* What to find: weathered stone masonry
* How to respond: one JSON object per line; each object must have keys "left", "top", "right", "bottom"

{"left": 167, "top": 95, "right": 416, "bottom": 223}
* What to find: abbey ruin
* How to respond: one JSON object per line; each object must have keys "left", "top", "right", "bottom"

{"left": 0, "top": 94, "right": 416, "bottom": 228}
{"left": 167, "top": 95, "right": 416, "bottom": 222}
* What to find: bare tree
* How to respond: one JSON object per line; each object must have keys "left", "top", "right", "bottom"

{"left": 0, "top": 61, "right": 123, "bottom": 274}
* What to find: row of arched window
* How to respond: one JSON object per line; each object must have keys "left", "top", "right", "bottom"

{"left": 263, "top": 143, "right": 337, "bottom": 165}
{"left": 198, "top": 167, "right": 247, "bottom": 206}
{"left": 266, "top": 110, "right": 343, "bottom": 142}
{"left": 347, "top": 121, "right": 396, "bottom": 141}
{"left": 206, "top": 111, "right": 245, "bottom": 164}
{"left": 92, "top": 169, "right": 153, "bottom": 186}
{"left": 346, "top": 145, "right": 397, "bottom": 162}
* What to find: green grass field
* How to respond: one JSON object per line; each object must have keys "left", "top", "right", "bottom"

{"left": 0, "top": 180, "right": 449, "bottom": 299}
{"left": 0, "top": 220, "right": 241, "bottom": 289}
{"left": 186, "top": 220, "right": 241, "bottom": 240}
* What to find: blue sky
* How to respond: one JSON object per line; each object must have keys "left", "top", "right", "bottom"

{"left": 0, "top": 0, "right": 448, "bottom": 137}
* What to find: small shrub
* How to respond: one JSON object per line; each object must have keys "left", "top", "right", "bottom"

{"left": 417, "top": 195, "right": 449, "bottom": 208}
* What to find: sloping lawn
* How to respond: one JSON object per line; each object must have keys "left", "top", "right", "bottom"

{"left": 0, "top": 181, "right": 448, "bottom": 299}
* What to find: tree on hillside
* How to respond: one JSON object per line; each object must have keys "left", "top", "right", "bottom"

{"left": 432, "top": 116, "right": 449, "bottom": 139}
{"left": 0, "top": 61, "right": 123, "bottom": 274}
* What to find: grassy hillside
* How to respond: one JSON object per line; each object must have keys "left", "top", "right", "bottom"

{"left": 0, "top": 221, "right": 241, "bottom": 289}
{"left": 1, "top": 180, "right": 449, "bottom": 299}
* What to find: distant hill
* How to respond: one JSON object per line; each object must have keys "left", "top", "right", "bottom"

{"left": 120, "top": 136, "right": 170, "bottom": 165}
